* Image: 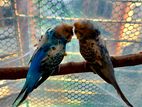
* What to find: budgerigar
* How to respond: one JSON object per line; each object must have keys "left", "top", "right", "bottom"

{"left": 13, "top": 23, "right": 73, "bottom": 107}
{"left": 73, "top": 20, "right": 133, "bottom": 107}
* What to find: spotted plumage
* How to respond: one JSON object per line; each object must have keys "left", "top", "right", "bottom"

{"left": 13, "top": 24, "right": 73, "bottom": 107}
{"left": 74, "top": 20, "right": 133, "bottom": 107}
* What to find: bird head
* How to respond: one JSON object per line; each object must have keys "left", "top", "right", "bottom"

{"left": 55, "top": 23, "right": 73, "bottom": 43}
{"left": 73, "top": 20, "right": 100, "bottom": 40}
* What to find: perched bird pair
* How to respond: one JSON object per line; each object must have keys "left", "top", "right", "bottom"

{"left": 13, "top": 24, "right": 73, "bottom": 107}
{"left": 13, "top": 21, "right": 133, "bottom": 107}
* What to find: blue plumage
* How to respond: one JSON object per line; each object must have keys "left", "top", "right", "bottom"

{"left": 13, "top": 24, "right": 73, "bottom": 107}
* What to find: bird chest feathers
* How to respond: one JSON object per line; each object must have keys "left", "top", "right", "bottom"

{"left": 79, "top": 39, "right": 102, "bottom": 62}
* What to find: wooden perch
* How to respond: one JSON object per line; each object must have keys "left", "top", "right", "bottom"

{"left": 0, "top": 53, "right": 142, "bottom": 80}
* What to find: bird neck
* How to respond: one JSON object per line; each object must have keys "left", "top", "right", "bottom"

{"left": 45, "top": 28, "right": 55, "bottom": 39}
{"left": 54, "top": 31, "right": 68, "bottom": 43}
{"left": 46, "top": 28, "right": 68, "bottom": 44}
{"left": 95, "top": 36, "right": 100, "bottom": 42}
{"left": 60, "top": 36, "right": 68, "bottom": 44}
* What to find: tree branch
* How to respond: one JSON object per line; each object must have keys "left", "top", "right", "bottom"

{"left": 0, "top": 53, "right": 142, "bottom": 80}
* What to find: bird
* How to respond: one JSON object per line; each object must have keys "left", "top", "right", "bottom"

{"left": 12, "top": 23, "right": 73, "bottom": 107}
{"left": 73, "top": 20, "right": 133, "bottom": 107}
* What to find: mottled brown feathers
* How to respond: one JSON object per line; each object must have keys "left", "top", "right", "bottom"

{"left": 74, "top": 20, "right": 100, "bottom": 40}
{"left": 55, "top": 23, "right": 73, "bottom": 42}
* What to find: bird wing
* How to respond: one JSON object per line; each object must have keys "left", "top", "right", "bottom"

{"left": 28, "top": 34, "right": 48, "bottom": 64}
{"left": 13, "top": 30, "right": 53, "bottom": 107}
{"left": 90, "top": 42, "right": 113, "bottom": 84}
{"left": 12, "top": 47, "right": 46, "bottom": 107}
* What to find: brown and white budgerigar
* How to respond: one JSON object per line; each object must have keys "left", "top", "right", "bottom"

{"left": 73, "top": 20, "right": 133, "bottom": 107}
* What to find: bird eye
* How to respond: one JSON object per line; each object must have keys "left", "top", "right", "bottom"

{"left": 91, "top": 43, "right": 94, "bottom": 47}
{"left": 80, "top": 28, "right": 84, "bottom": 30}
{"left": 75, "top": 30, "right": 78, "bottom": 33}
{"left": 51, "top": 46, "right": 56, "bottom": 50}
{"left": 64, "top": 29, "right": 69, "bottom": 33}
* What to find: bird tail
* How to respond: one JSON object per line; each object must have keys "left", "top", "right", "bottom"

{"left": 111, "top": 80, "right": 133, "bottom": 107}
{"left": 12, "top": 82, "right": 31, "bottom": 107}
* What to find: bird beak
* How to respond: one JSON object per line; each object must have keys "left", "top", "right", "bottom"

{"left": 73, "top": 26, "right": 81, "bottom": 40}
{"left": 67, "top": 35, "right": 73, "bottom": 42}
{"left": 76, "top": 33, "right": 81, "bottom": 40}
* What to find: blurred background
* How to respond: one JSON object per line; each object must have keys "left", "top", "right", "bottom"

{"left": 0, "top": 0, "right": 142, "bottom": 107}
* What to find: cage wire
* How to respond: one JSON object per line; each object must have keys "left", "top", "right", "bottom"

{"left": 0, "top": 0, "right": 142, "bottom": 107}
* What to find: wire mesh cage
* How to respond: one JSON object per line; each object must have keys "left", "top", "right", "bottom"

{"left": 0, "top": 0, "right": 142, "bottom": 107}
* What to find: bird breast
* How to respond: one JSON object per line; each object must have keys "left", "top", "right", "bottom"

{"left": 79, "top": 39, "right": 102, "bottom": 62}
{"left": 41, "top": 44, "right": 65, "bottom": 67}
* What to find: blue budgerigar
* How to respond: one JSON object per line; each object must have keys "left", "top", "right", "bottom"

{"left": 73, "top": 20, "right": 133, "bottom": 107}
{"left": 13, "top": 24, "right": 73, "bottom": 107}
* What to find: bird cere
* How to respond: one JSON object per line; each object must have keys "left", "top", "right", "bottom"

{"left": 13, "top": 21, "right": 133, "bottom": 107}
